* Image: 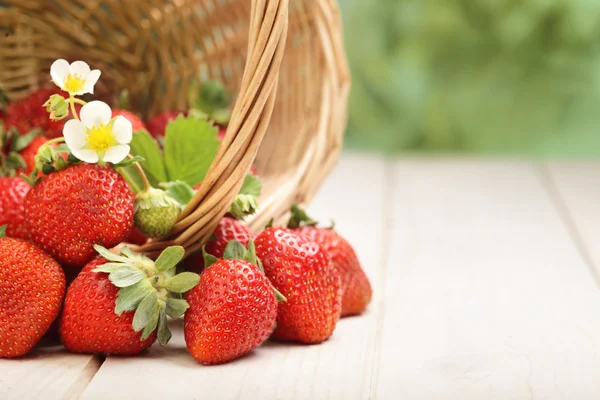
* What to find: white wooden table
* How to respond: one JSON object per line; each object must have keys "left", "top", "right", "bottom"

{"left": 2, "top": 154, "right": 600, "bottom": 400}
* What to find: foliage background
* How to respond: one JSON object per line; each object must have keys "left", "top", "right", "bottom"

{"left": 340, "top": 0, "right": 600, "bottom": 154}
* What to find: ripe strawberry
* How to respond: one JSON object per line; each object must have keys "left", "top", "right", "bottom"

{"left": 255, "top": 228, "right": 342, "bottom": 343}
{"left": 288, "top": 206, "right": 372, "bottom": 316}
{"left": 185, "top": 217, "right": 254, "bottom": 274}
{"left": 0, "top": 177, "right": 30, "bottom": 240}
{"left": 126, "top": 226, "right": 148, "bottom": 246}
{"left": 3, "top": 88, "right": 67, "bottom": 138}
{"left": 19, "top": 137, "right": 48, "bottom": 175}
{"left": 24, "top": 163, "right": 134, "bottom": 268}
{"left": 112, "top": 109, "right": 147, "bottom": 132}
{"left": 61, "top": 245, "right": 198, "bottom": 355}
{"left": 0, "top": 235, "right": 66, "bottom": 358}
{"left": 185, "top": 240, "right": 279, "bottom": 364}
{"left": 146, "top": 111, "right": 182, "bottom": 138}
{"left": 60, "top": 258, "right": 157, "bottom": 355}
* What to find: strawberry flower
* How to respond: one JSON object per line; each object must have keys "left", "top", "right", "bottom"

{"left": 63, "top": 101, "right": 132, "bottom": 164}
{"left": 50, "top": 59, "right": 101, "bottom": 96}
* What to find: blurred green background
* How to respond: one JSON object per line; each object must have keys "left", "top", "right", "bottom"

{"left": 340, "top": 0, "right": 600, "bottom": 155}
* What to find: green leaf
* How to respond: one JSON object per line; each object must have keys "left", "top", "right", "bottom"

{"left": 141, "top": 308, "right": 159, "bottom": 340}
{"left": 287, "top": 204, "right": 318, "bottom": 228}
{"left": 159, "top": 181, "right": 195, "bottom": 208}
{"left": 165, "top": 272, "right": 200, "bottom": 293}
{"left": 53, "top": 144, "right": 70, "bottom": 154}
{"left": 115, "top": 279, "right": 154, "bottom": 315}
{"left": 163, "top": 116, "right": 219, "bottom": 186}
{"left": 157, "top": 307, "right": 172, "bottom": 346}
{"left": 129, "top": 130, "right": 167, "bottom": 185}
{"left": 239, "top": 173, "right": 262, "bottom": 197}
{"left": 108, "top": 265, "right": 146, "bottom": 288}
{"left": 132, "top": 290, "right": 159, "bottom": 332}
{"left": 165, "top": 298, "right": 190, "bottom": 319}
{"left": 155, "top": 246, "right": 185, "bottom": 272}
{"left": 0, "top": 225, "right": 6, "bottom": 238}
{"left": 94, "top": 245, "right": 130, "bottom": 263}
{"left": 223, "top": 240, "right": 247, "bottom": 260}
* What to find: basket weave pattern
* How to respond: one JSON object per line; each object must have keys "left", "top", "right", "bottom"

{"left": 0, "top": 0, "right": 350, "bottom": 257}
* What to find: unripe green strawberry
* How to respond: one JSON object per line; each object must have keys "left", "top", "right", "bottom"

{"left": 134, "top": 188, "right": 180, "bottom": 238}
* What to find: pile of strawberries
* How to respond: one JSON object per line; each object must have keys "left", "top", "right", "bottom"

{"left": 0, "top": 85, "right": 372, "bottom": 365}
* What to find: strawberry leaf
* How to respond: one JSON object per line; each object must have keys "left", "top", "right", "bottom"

{"left": 155, "top": 245, "right": 185, "bottom": 272}
{"left": 94, "top": 245, "right": 130, "bottom": 263}
{"left": 93, "top": 262, "right": 129, "bottom": 274}
{"left": 133, "top": 291, "right": 159, "bottom": 332}
{"left": 163, "top": 116, "right": 219, "bottom": 186}
{"left": 202, "top": 247, "right": 219, "bottom": 269}
{"left": 129, "top": 130, "right": 167, "bottom": 186}
{"left": 109, "top": 266, "right": 146, "bottom": 288}
{"left": 165, "top": 272, "right": 200, "bottom": 293}
{"left": 239, "top": 173, "right": 262, "bottom": 197}
{"left": 157, "top": 307, "right": 172, "bottom": 345}
{"left": 14, "top": 129, "right": 40, "bottom": 151}
{"left": 0, "top": 225, "right": 6, "bottom": 238}
{"left": 228, "top": 174, "right": 262, "bottom": 219}
{"left": 165, "top": 298, "right": 190, "bottom": 319}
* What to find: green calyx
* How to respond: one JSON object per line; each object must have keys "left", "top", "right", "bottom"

{"left": 134, "top": 187, "right": 181, "bottom": 238}
{"left": 204, "top": 239, "right": 287, "bottom": 302}
{"left": 93, "top": 244, "right": 200, "bottom": 345}
{"left": 228, "top": 173, "right": 262, "bottom": 220}
{"left": 287, "top": 204, "right": 322, "bottom": 229}
{"left": 43, "top": 94, "right": 69, "bottom": 121}
{"left": 0, "top": 225, "right": 6, "bottom": 238}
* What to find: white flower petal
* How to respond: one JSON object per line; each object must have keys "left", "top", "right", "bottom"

{"left": 102, "top": 145, "right": 130, "bottom": 164}
{"left": 71, "top": 148, "right": 99, "bottom": 164}
{"left": 81, "top": 69, "right": 101, "bottom": 94}
{"left": 69, "top": 61, "right": 91, "bottom": 77}
{"left": 112, "top": 116, "right": 133, "bottom": 144}
{"left": 80, "top": 101, "right": 112, "bottom": 128}
{"left": 50, "top": 59, "right": 70, "bottom": 89}
{"left": 63, "top": 119, "right": 87, "bottom": 149}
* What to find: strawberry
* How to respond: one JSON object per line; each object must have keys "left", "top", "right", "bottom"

{"left": 134, "top": 188, "right": 180, "bottom": 238}
{"left": 61, "top": 245, "right": 199, "bottom": 355}
{"left": 24, "top": 163, "right": 134, "bottom": 268}
{"left": 126, "top": 226, "right": 148, "bottom": 246}
{"left": 288, "top": 205, "right": 372, "bottom": 316}
{"left": 184, "top": 240, "right": 280, "bottom": 364}
{"left": 0, "top": 233, "right": 66, "bottom": 358}
{"left": 112, "top": 109, "right": 147, "bottom": 132}
{"left": 18, "top": 137, "right": 48, "bottom": 175}
{"left": 3, "top": 88, "right": 68, "bottom": 138}
{"left": 255, "top": 228, "right": 342, "bottom": 343}
{"left": 146, "top": 111, "right": 182, "bottom": 139}
{"left": 0, "top": 177, "right": 30, "bottom": 240}
{"left": 185, "top": 217, "right": 254, "bottom": 274}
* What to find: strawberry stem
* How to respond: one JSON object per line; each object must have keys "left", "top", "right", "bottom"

{"left": 69, "top": 95, "right": 80, "bottom": 120}
{"left": 127, "top": 154, "right": 151, "bottom": 192}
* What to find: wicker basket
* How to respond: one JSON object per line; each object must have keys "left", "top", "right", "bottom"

{"left": 0, "top": 0, "right": 350, "bottom": 257}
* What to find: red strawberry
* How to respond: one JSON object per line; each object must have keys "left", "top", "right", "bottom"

{"left": 0, "top": 177, "right": 30, "bottom": 240}
{"left": 296, "top": 228, "right": 371, "bottom": 316}
{"left": 288, "top": 206, "right": 372, "bottom": 316}
{"left": 0, "top": 236, "right": 66, "bottom": 358}
{"left": 19, "top": 137, "right": 48, "bottom": 175}
{"left": 255, "top": 228, "right": 342, "bottom": 343}
{"left": 126, "top": 226, "right": 148, "bottom": 246}
{"left": 60, "top": 258, "right": 156, "bottom": 355}
{"left": 3, "top": 88, "right": 68, "bottom": 138}
{"left": 61, "top": 244, "right": 198, "bottom": 355}
{"left": 24, "top": 163, "right": 134, "bottom": 268}
{"left": 112, "top": 109, "right": 147, "bottom": 132}
{"left": 185, "top": 217, "right": 254, "bottom": 274}
{"left": 184, "top": 241, "right": 278, "bottom": 364}
{"left": 146, "top": 111, "right": 182, "bottom": 138}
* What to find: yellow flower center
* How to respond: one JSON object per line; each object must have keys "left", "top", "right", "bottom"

{"left": 86, "top": 125, "right": 116, "bottom": 152}
{"left": 64, "top": 73, "right": 85, "bottom": 93}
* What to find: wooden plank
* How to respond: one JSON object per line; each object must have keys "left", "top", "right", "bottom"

{"left": 373, "top": 159, "right": 600, "bottom": 399}
{"left": 82, "top": 153, "right": 387, "bottom": 400}
{"left": 545, "top": 161, "right": 600, "bottom": 284}
{"left": 0, "top": 344, "right": 100, "bottom": 400}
